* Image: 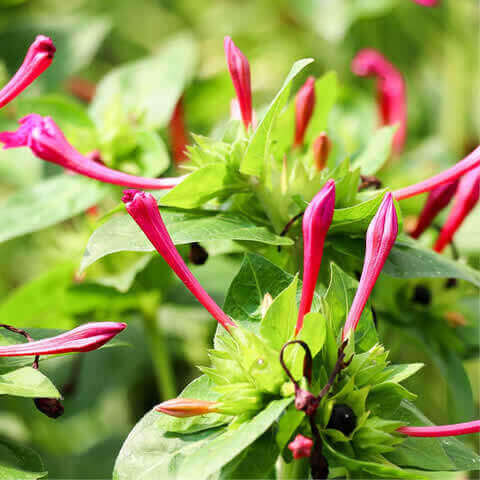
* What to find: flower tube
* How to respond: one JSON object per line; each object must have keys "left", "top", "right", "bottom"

{"left": 0, "top": 114, "right": 184, "bottom": 189}
{"left": 394, "top": 146, "right": 480, "bottom": 201}
{"left": 412, "top": 0, "right": 438, "bottom": 6}
{"left": 410, "top": 180, "right": 458, "bottom": 239}
{"left": 294, "top": 76, "right": 316, "bottom": 148}
{"left": 399, "top": 420, "right": 480, "bottom": 437}
{"left": 0, "top": 35, "right": 55, "bottom": 109}
{"left": 224, "top": 36, "right": 253, "bottom": 130}
{"left": 156, "top": 398, "right": 219, "bottom": 417}
{"left": 342, "top": 193, "right": 398, "bottom": 339}
{"left": 296, "top": 180, "right": 335, "bottom": 335}
{"left": 123, "top": 189, "right": 237, "bottom": 331}
{"left": 352, "top": 49, "right": 406, "bottom": 154}
{"left": 0, "top": 322, "right": 126, "bottom": 356}
{"left": 433, "top": 167, "right": 480, "bottom": 252}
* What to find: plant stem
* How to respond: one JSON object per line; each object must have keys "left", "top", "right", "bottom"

{"left": 142, "top": 308, "right": 176, "bottom": 399}
{"left": 277, "top": 457, "right": 310, "bottom": 480}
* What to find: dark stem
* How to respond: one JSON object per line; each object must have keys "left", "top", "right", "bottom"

{"left": 277, "top": 212, "right": 304, "bottom": 252}
{"left": 317, "top": 340, "right": 352, "bottom": 400}
{"left": 280, "top": 340, "right": 313, "bottom": 386}
{"left": 309, "top": 416, "right": 329, "bottom": 480}
{"left": 62, "top": 354, "right": 84, "bottom": 397}
{"left": 0, "top": 324, "right": 39, "bottom": 369}
{"left": 358, "top": 175, "right": 382, "bottom": 191}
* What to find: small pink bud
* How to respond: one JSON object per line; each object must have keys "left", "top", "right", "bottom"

{"left": 352, "top": 49, "right": 406, "bottom": 154}
{"left": 288, "top": 434, "right": 313, "bottom": 460}
{"left": 0, "top": 115, "right": 184, "bottom": 189}
{"left": 169, "top": 96, "right": 189, "bottom": 165}
{"left": 122, "top": 190, "right": 237, "bottom": 332}
{"left": 0, "top": 322, "right": 126, "bottom": 356}
{"left": 224, "top": 37, "right": 253, "bottom": 130}
{"left": 156, "top": 398, "right": 219, "bottom": 417}
{"left": 412, "top": 0, "right": 438, "bottom": 6}
{"left": 0, "top": 35, "right": 55, "bottom": 109}
{"left": 312, "top": 132, "right": 331, "bottom": 171}
{"left": 296, "top": 180, "right": 335, "bottom": 335}
{"left": 410, "top": 180, "right": 458, "bottom": 239}
{"left": 343, "top": 193, "right": 398, "bottom": 339}
{"left": 398, "top": 420, "right": 480, "bottom": 437}
{"left": 433, "top": 167, "right": 480, "bottom": 252}
{"left": 294, "top": 76, "right": 316, "bottom": 148}
{"left": 394, "top": 145, "right": 480, "bottom": 201}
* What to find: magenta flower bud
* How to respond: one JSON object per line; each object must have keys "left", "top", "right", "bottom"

{"left": 224, "top": 36, "right": 253, "bottom": 130}
{"left": 0, "top": 35, "right": 55, "bottom": 109}
{"left": 156, "top": 398, "right": 219, "bottom": 418}
{"left": 294, "top": 76, "right": 316, "bottom": 148}
{"left": 312, "top": 132, "right": 331, "bottom": 171}
{"left": 288, "top": 434, "right": 313, "bottom": 460}
{"left": 433, "top": 167, "right": 480, "bottom": 252}
{"left": 398, "top": 420, "right": 480, "bottom": 437}
{"left": 412, "top": 0, "right": 438, "bottom": 6}
{"left": 296, "top": 180, "right": 336, "bottom": 335}
{"left": 410, "top": 180, "right": 458, "bottom": 239}
{"left": 122, "top": 190, "right": 237, "bottom": 331}
{"left": 0, "top": 322, "right": 126, "bottom": 356}
{"left": 342, "top": 193, "right": 398, "bottom": 340}
{"left": 352, "top": 49, "right": 406, "bottom": 154}
{"left": 0, "top": 114, "right": 183, "bottom": 189}
{"left": 394, "top": 145, "right": 480, "bottom": 201}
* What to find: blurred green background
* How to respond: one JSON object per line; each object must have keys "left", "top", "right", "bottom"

{"left": 0, "top": 0, "right": 478, "bottom": 478}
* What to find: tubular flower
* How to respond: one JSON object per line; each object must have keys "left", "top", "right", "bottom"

{"left": 296, "top": 180, "right": 336, "bottom": 335}
{"left": 156, "top": 398, "right": 219, "bottom": 418}
{"left": 0, "top": 35, "right": 55, "bottom": 109}
{"left": 394, "top": 145, "right": 480, "bottom": 200}
{"left": 399, "top": 420, "right": 480, "bottom": 437}
{"left": 0, "top": 114, "right": 184, "bottom": 189}
{"left": 224, "top": 36, "right": 253, "bottom": 130}
{"left": 433, "top": 167, "right": 480, "bottom": 252}
{"left": 410, "top": 180, "right": 458, "bottom": 239}
{"left": 0, "top": 322, "right": 126, "bottom": 356}
{"left": 343, "top": 193, "right": 398, "bottom": 339}
{"left": 123, "top": 190, "right": 237, "bottom": 331}
{"left": 352, "top": 49, "right": 406, "bottom": 154}
{"left": 412, "top": 0, "right": 438, "bottom": 6}
{"left": 294, "top": 76, "right": 316, "bottom": 148}
{"left": 288, "top": 434, "right": 313, "bottom": 460}
{"left": 312, "top": 132, "right": 331, "bottom": 171}
{"left": 169, "top": 96, "right": 189, "bottom": 165}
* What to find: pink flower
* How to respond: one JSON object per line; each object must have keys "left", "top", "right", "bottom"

{"left": 122, "top": 190, "right": 237, "bottom": 331}
{"left": 224, "top": 36, "right": 253, "bottom": 130}
{"left": 352, "top": 49, "right": 407, "bottom": 154}
{"left": 433, "top": 167, "right": 480, "bottom": 252}
{"left": 156, "top": 398, "right": 218, "bottom": 417}
{"left": 169, "top": 96, "right": 189, "bottom": 165}
{"left": 412, "top": 0, "right": 438, "bottom": 6}
{"left": 0, "top": 114, "right": 184, "bottom": 189}
{"left": 342, "top": 193, "right": 398, "bottom": 339}
{"left": 394, "top": 146, "right": 480, "bottom": 201}
{"left": 312, "top": 132, "right": 331, "bottom": 171}
{"left": 0, "top": 35, "right": 55, "bottom": 109}
{"left": 288, "top": 434, "right": 313, "bottom": 459}
{"left": 296, "top": 180, "right": 336, "bottom": 335}
{"left": 398, "top": 420, "right": 480, "bottom": 437}
{"left": 0, "top": 322, "right": 126, "bottom": 356}
{"left": 410, "top": 180, "right": 458, "bottom": 239}
{"left": 294, "top": 76, "right": 316, "bottom": 148}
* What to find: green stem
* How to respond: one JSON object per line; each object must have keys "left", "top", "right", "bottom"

{"left": 277, "top": 457, "right": 310, "bottom": 480}
{"left": 142, "top": 308, "right": 176, "bottom": 399}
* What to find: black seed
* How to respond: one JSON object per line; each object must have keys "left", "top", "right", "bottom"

{"left": 189, "top": 243, "right": 208, "bottom": 265}
{"left": 445, "top": 278, "right": 458, "bottom": 289}
{"left": 34, "top": 398, "right": 64, "bottom": 418}
{"left": 412, "top": 285, "right": 431, "bottom": 305}
{"left": 327, "top": 404, "right": 357, "bottom": 436}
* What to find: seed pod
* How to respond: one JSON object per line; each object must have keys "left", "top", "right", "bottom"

{"left": 327, "top": 404, "right": 357, "bottom": 436}
{"left": 412, "top": 285, "right": 432, "bottom": 306}
{"left": 34, "top": 398, "right": 64, "bottom": 419}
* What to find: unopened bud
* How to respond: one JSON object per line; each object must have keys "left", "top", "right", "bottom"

{"left": 312, "top": 132, "right": 331, "bottom": 171}
{"left": 156, "top": 398, "right": 219, "bottom": 418}
{"left": 34, "top": 397, "right": 64, "bottom": 419}
{"left": 260, "top": 293, "right": 273, "bottom": 318}
{"left": 288, "top": 434, "right": 313, "bottom": 460}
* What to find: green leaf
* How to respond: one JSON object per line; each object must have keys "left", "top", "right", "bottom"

{"left": 91, "top": 34, "right": 197, "bottom": 129}
{"left": 0, "top": 366, "right": 61, "bottom": 398}
{"left": 133, "top": 130, "right": 170, "bottom": 178}
{"left": 240, "top": 59, "right": 314, "bottom": 177}
{"left": 162, "top": 375, "right": 231, "bottom": 434}
{"left": 260, "top": 277, "right": 298, "bottom": 350}
{"left": 81, "top": 211, "right": 292, "bottom": 272}
{"left": 0, "top": 175, "right": 108, "bottom": 244}
{"left": 385, "top": 236, "right": 480, "bottom": 287}
{"left": 352, "top": 126, "right": 396, "bottom": 175}
{"left": 175, "top": 398, "right": 292, "bottom": 480}
{"left": 160, "top": 164, "right": 243, "bottom": 208}
{"left": 380, "top": 363, "right": 424, "bottom": 384}
{"left": 387, "top": 400, "right": 480, "bottom": 472}
{"left": 0, "top": 436, "right": 46, "bottom": 479}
